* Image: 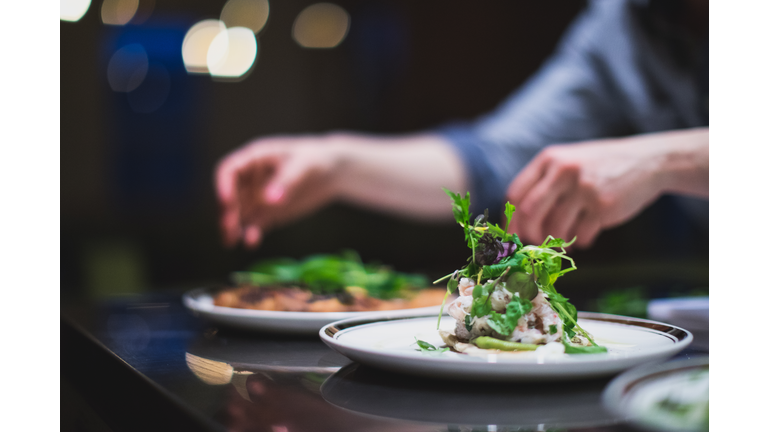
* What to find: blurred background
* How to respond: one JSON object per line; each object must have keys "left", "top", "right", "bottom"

{"left": 61, "top": 0, "right": 708, "bottom": 313}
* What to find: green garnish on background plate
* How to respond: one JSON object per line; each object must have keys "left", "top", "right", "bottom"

{"left": 231, "top": 250, "right": 428, "bottom": 300}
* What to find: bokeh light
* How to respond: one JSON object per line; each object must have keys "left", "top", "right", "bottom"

{"left": 127, "top": 63, "right": 171, "bottom": 113}
{"left": 61, "top": 0, "right": 92, "bottom": 22}
{"left": 107, "top": 44, "right": 149, "bottom": 93}
{"left": 292, "top": 3, "right": 350, "bottom": 49}
{"left": 207, "top": 27, "right": 258, "bottom": 80}
{"left": 101, "top": 0, "right": 139, "bottom": 26}
{"left": 220, "top": 0, "right": 270, "bottom": 35}
{"left": 182, "top": 20, "right": 227, "bottom": 74}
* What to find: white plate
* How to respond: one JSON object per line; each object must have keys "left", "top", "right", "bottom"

{"left": 602, "top": 356, "right": 708, "bottom": 432}
{"left": 182, "top": 287, "right": 445, "bottom": 335}
{"left": 320, "top": 312, "right": 692, "bottom": 381}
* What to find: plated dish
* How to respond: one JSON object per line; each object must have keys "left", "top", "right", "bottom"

{"left": 183, "top": 251, "right": 449, "bottom": 334}
{"left": 320, "top": 312, "right": 691, "bottom": 381}
{"left": 183, "top": 287, "right": 444, "bottom": 335}
{"left": 602, "top": 356, "right": 709, "bottom": 432}
{"left": 428, "top": 190, "right": 610, "bottom": 357}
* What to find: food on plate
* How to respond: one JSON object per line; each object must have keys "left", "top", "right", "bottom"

{"left": 431, "top": 189, "right": 607, "bottom": 356}
{"left": 214, "top": 252, "right": 447, "bottom": 312}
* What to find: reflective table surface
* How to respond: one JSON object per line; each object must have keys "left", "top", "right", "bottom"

{"left": 61, "top": 291, "right": 705, "bottom": 432}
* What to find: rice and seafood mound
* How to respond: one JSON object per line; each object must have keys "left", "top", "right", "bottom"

{"left": 432, "top": 190, "right": 607, "bottom": 356}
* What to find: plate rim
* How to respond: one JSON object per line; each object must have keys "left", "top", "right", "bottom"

{"left": 319, "top": 312, "right": 693, "bottom": 366}
{"left": 182, "top": 286, "right": 446, "bottom": 321}
{"left": 601, "top": 356, "right": 709, "bottom": 431}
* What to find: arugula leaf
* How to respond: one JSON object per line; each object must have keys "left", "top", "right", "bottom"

{"left": 511, "top": 233, "right": 524, "bottom": 255}
{"left": 504, "top": 203, "right": 516, "bottom": 233}
{"left": 553, "top": 300, "right": 579, "bottom": 338}
{"left": 414, "top": 338, "right": 449, "bottom": 353}
{"left": 443, "top": 188, "right": 471, "bottom": 226}
{"left": 471, "top": 280, "right": 494, "bottom": 317}
{"left": 487, "top": 294, "right": 532, "bottom": 335}
{"left": 506, "top": 271, "right": 538, "bottom": 301}
{"left": 541, "top": 235, "right": 577, "bottom": 249}
{"left": 481, "top": 255, "right": 524, "bottom": 280}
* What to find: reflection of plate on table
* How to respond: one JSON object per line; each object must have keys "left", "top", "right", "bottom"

{"left": 602, "top": 356, "right": 709, "bottom": 432}
{"left": 321, "top": 362, "right": 623, "bottom": 429}
{"left": 182, "top": 287, "right": 444, "bottom": 335}
{"left": 185, "top": 333, "right": 353, "bottom": 401}
{"left": 185, "top": 331, "right": 352, "bottom": 374}
{"left": 320, "top": 312, "right": 692, "bottom": 381}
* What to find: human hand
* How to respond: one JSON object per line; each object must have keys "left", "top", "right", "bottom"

{"left": 506, "top": 138, "right": 669, "bottom": 248}
{"left": 215, "top": 135, "right": 345, "bottom": 249}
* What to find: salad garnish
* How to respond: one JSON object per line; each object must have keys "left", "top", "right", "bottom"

{"left": 232, "top": 250, "right": 427, "bottom": 300}
{"left": 434, "top": 189, "right": 606, "bottom": 354}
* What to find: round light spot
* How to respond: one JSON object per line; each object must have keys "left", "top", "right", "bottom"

{"left": 107, "top": 44, "right": 149, "bottom": 93}
{"left": 220, "top": 0, "right": 270, "bottom": 35}
{"left": 101, "top": 0, "right": 139, "bottom": 26}
{"left": 61, "top": 0, "right": 92, "bottom": 22}
{"left": 292, "top": 3, "right": 350, "bottom": 49}
{"left": 127, "top": 62, "right": 171, "bottom": 114}
{"left": 207, "top": 27, "right": 258, "bottom": 80}
{"left": 182, "top": 20, "right": 227, "bottom": 74}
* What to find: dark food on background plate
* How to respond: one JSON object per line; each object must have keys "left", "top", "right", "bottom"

{"left": 432, "top": 190, "right": 607, "bottom": 355}
{"left": 215, "top": 252, "right": 447, "bottom": 312}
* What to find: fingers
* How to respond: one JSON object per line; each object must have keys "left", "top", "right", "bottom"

{"left": 507, "top": 154, "right": 548, "bottom": 205}
{"left": 573, "top": 211, "right": 601, "bottom": 249}
{"left": 515, "top": 164, "right": 578, "bottom": 243}
{"left": 215, "top": 141, "right": 283, "bottom": 248}
{"left": 544, "top": 193, "right": 583, "bottom": 241}
{"left": 243, "top": 225, "right": 262, "bottom": 249}
{"left": 221, "top": 205, "right": 242, "bottom": 248}
{"left": 263, "top": 157, "right": 312, "bottom": 207}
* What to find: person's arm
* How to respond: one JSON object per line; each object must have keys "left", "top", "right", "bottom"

{"left": 438, "top": 0, "right": 632, "bottom": 219}
{"left": 215, "top": 133, "right": 466, "bottom": 248}
{"left": 506, "top": 127, "right": 709, "bottom": 248}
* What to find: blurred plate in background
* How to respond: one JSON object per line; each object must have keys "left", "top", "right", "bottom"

{"left": 183, "top": 287, "right": 444, "bottom": 335}
{"left": 602, "top": 356, "right": 709, "bottom": 432}
{"left": 648, "top": 297, "right": 708, "bottom": 350}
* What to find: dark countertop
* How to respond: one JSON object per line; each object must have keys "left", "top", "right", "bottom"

{"left": 61, "top": 291, "right": 705, "bottom": 432}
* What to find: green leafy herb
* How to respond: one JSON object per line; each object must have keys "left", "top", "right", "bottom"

{"left": 464, "top": 315, "right": 473, "bottom": 331}
{"left": 232, "top": 251, "right": 427, "bottom": 299}
{"left": 486, "top": 294, "right": 533, "bottom": 336}
{"left": 438, "top": 190, "right": 604, "bottom": 353}
{"left": 414, "top": 338, "right": 449, "bottom": 353}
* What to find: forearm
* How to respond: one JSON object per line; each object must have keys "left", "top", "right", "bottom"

{"left": 633, "top": 127, "right": 709, "bottom": 198}
{"left": 328, "top": 132, "right": 468, "bottom": 221}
